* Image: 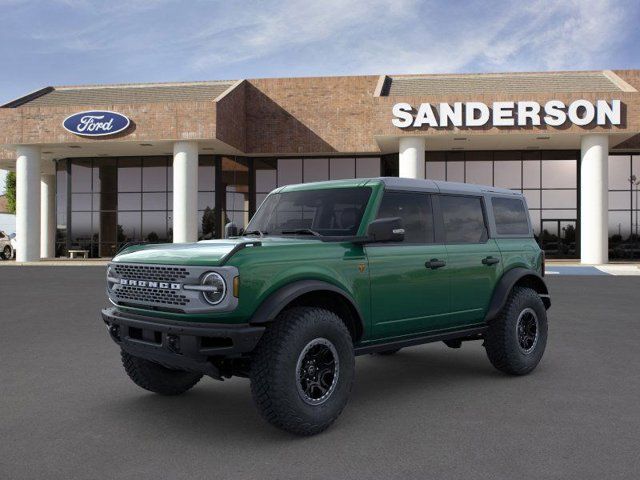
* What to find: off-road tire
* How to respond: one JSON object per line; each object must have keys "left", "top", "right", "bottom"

{"left": 376, "top": 348, "right": 402, "bottom": 355}
{"left": 484, "top": 286, "right": 547, "bottom": 375}
{"left": 250, "top": 307, "right": 355, "bottom": 436}
{"left": 121, "top": 350, "right": 202, "bottom": 395}
{"left": 2, "top": 245, "right": 11, "bottom": 260}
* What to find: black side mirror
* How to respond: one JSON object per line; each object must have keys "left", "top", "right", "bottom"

{"left": 224, "top": 222, "right": 239, "bottom": 238}
{"left": 366, "top": 217, "right": 404, "bottom": 243}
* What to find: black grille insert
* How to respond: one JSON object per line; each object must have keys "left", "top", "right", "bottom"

{"left": 113, "top": 264, "right": 189, "bottom": 282}
{"left": 115, "top": 285, "right": 190, "bottom": 307}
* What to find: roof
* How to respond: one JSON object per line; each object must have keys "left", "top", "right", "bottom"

{"left": 381, "top": 71, "right": 630, "bottom": 96}
{"left": 277, "top": 177, "right": 521, "bottom": 196}
{"left": 2, "top": 80, "right": 237, "bottom": 108}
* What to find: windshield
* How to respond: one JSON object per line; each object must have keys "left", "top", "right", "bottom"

{"left": 246, "top": 187, "right": 372, "bottom": 237}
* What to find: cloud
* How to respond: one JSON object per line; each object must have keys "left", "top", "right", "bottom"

{"left": 0, "top": 0, "right": 637, "bottom": 105}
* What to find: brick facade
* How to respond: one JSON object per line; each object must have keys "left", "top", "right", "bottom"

{"left": 1, "top": 70, "right": 639, "bottom": 161}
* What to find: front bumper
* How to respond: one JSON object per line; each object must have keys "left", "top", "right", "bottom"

{"left": 102, "top": 307, "right": 265, "bottom": 378}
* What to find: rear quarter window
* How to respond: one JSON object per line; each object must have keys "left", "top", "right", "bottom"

{"left": 492, "top": 197, "right": 530, "bottom": 235}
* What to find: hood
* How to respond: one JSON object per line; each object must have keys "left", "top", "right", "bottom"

{"left": 113, "top": 236, "right": 320, "bottom": 266}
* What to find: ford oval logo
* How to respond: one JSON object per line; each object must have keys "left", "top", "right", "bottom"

{"left": 62, "top": 110, "right": 130, "bottom": 137}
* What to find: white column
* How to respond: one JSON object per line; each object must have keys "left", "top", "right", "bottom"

{"left": 399, "top": 136, "right": 425, "bottom": 179}
{"left": 580, "top": 134, "right": 609, "bottom": 264}
{"left": 172, "top": 141, "right": 198, "bottom": 243}
{"left": 15, "top": 145, "right": 41, "bottom": 262}
{"left": 40, "top": 173, "right": 56, "bottom": 258}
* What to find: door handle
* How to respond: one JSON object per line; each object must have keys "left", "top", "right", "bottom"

{"left": 482, "top": 256, "right": 500, "bottom": 266}
{"left": 425, "top": 259, "right": 446, "bottom": 269}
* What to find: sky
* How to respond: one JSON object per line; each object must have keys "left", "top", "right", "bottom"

{"left": 1, "top": 0, "right": 639, "bottom": 192}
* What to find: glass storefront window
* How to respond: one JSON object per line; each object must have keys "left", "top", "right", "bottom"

{"left": 465, "top": 161, "right": 492, "bottom": 186}
{"left": 493, "top": 161, "right": 521, "bottom": 189}
{"left": 522, "top": 160, "right": 541, "bottom": 188}
{"left": 425, "top": 161, "right": 446, "bottom": 181}
{"left": 305, "top": 158, "right": 329, "bottom": 182}
{"left": 143, "top": 157, "right": 167, "bottom": 192}
{"left": 329, "top": 157, "right": 355, "bottom": 180}
{"left": 117, "top": 158, "right": 142, "bottom": 192}
{"left": 542, "top": 159, "right": 576, "bottom": 189}
{"left": 277, "top": 158, "right": 302, "bottom": 186}
{"left": 608, "top": 154, "right": 639, "bottom": 259}
{"left": 356, "top": 157, "right": 381, "bottom": 178}
{"left": 542, "top": 190, "right": 577, "bottom": 209}
{"left": 447, "top": 161, "right": 464, "bottom": 182}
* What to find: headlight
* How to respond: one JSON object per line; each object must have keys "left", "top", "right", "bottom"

{"left": 201, "top": 272, "right": 226, "bottom": 305}
{"left": 106, "top": 265, "right": 116, "bottom": 291}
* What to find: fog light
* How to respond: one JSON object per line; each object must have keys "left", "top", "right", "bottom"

{"left": 108, "top": 324, "right": 121, "bottom": 342}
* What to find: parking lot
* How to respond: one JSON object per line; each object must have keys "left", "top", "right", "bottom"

{"left": 1, "top": 266, "right": 639, "bottom": 480}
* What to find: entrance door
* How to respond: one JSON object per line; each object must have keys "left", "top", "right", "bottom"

{"left": 540, "top": 219, "right": 577, "bottom": 258}
{"left": 366, "top": 191, "right": 450, "bottom": 339}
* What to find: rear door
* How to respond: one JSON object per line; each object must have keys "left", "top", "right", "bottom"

{"left": 437, "top": 194, "right": 502, "bottom": 327}
{"left": 366, "top": 191, "right": 450, "bottom": 339}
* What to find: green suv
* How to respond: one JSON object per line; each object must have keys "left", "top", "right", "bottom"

{"left": 102, "top": 177, "right": 550, "bottom": 435}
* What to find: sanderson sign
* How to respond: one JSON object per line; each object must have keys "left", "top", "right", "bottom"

{"left": 391, "top": 99, "right": 622, "bottom": 128}
{"left": 63, "top": 110, "right": 131, "bottom": 137}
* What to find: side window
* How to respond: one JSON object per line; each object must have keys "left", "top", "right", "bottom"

{"left": 440, "top": 195, "right": 487, "bottom": 244}
{"left": 492, "top": 197, "right": 530, "bottom": 235}
{"left": 376, "top": 191, "right": 434, "bottom": 243}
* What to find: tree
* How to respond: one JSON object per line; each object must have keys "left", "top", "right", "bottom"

{"left": 201, "top": 207, "right": 216, "bottom": 239}
{"left": 4, "top": 171, "right": 16, "bottom": 214}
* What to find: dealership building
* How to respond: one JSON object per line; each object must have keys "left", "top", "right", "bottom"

{"left": 1, "top": 69, "right": 639, "bottom": 263}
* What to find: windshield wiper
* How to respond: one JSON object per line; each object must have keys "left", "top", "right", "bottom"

{"left": 280, "top": 228, "right": 322, "bottom": 237}
{"left": 243, "top": 229, "right": 267, "bottom": 237}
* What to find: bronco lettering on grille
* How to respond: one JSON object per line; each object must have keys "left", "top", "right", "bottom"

{"left": 119, "top": 279, "right": 181, "bottom": 290}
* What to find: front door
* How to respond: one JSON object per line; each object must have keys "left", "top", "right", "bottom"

{"left": 438, "top": 194, "right": 503, "bottom": 327}
{"left": 366, "top": 191, "right": 450, "bottom": 339}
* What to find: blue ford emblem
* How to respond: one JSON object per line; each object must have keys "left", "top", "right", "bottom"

{"left": 62, "top": 110, "right": 130, "bottom": 137}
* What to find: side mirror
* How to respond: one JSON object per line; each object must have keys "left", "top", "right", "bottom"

{"left": 365, "top": 217, "right": 404, "bottom": 243}
{"left": 224, "top": 222, "right": 239, "bottom": 238}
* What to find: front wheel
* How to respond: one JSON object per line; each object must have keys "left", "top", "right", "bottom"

{"left": 250, "top": 307, "right": 355, "bottom": 435}
{"left": 2, "top": 245, "right": 11, "bottom": 260}
{"left": 121, "top": 351, "right": 202, "bottom": 395}
{"left": 484, "top": 287, "right": 548, "bottom": 375}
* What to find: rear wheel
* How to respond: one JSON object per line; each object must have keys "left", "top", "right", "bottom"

{"left": 2, "top": 245, "right": 11, "bottom": 260}
{"left": 121, "top": 351, "right": 202, "bottom": 395}
{"left": 484, "top": 287, "right": 548, "bottom": 375}
{"left": 250, "top": 306, "right": 355, "bottom": 436}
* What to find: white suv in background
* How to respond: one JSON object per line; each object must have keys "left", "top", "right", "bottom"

{"left": 0, "top": 231, "right": 14, "bottom": 260}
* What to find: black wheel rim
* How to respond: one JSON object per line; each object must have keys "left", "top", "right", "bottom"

{"left": 3, "top": 246, "right": 9, "bottom": 259}
{"left": 516, "top": 308, "right": 539, "bottom": 355}
{"left": 295, "top": 338, "right": 339, "bottom": 405}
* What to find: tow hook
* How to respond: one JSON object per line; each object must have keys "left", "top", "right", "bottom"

{"left": 167, "top": 334, "right": 181, "bottom": 353}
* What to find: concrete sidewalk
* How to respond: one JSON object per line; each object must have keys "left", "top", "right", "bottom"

{"left": 0, "top": 259, "right": 110, "bottom": 266}
{"left": 545, "top": 260, "right": 640, "bottom": 276}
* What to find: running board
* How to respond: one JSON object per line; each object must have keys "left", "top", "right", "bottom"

{"left": 354, "top": 325, "right": 488, "bottom": 356}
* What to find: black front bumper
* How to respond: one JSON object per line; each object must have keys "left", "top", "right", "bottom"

{"left": 102, "top": 307, "right": 265, "bottom": 378}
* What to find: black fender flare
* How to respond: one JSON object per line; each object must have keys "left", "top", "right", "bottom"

{"left": 249, "top": 280, "right": 365, "bottom": 339}
{"left": 484, "top": 268, "right": 551, "bottom": 323}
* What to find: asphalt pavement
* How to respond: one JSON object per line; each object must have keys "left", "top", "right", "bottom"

{"left": 1, "top": 267, "right": 639, "bottom": 480}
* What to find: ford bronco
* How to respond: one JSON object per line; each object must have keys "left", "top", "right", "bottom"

{"left": 102, "top": 177, "right": 550, "bottom": 435}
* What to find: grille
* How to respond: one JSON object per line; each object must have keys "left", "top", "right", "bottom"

{"left": 115, "top": 285, "right": 190, "bottom": 307}
{"left": 113, "top": 264, "right": 189, "bottom": 282}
